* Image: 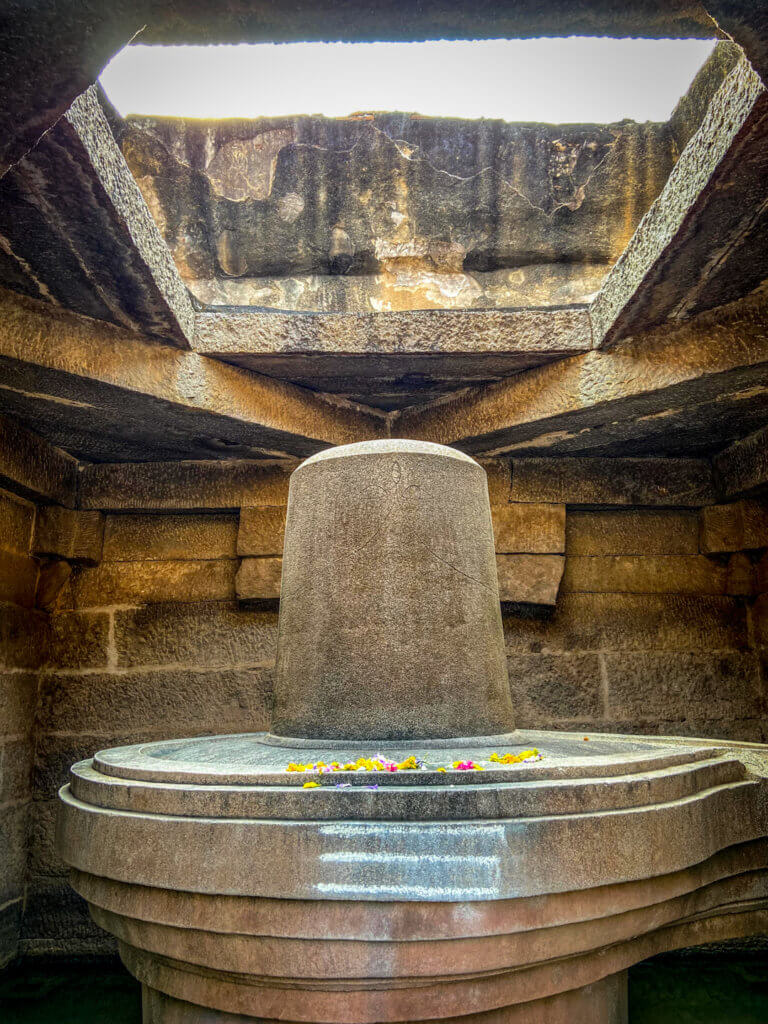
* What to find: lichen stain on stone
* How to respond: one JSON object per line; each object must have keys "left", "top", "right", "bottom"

{"left": 119, "top": 114, "right": 677, "bottom": 312}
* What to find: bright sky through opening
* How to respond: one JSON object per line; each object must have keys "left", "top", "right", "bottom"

{"left": 101, "top": 38, "right": 717, "bottom": 123}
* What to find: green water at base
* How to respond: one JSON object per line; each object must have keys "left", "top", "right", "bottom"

{"left": 629, "top": 954, "right": 768, "bottom": 1024}
{"left": 1, "top": 952, "right": 768, "bottom": 1023}
{"left": 0, "top": 957, "right": 141, "bottom": 1024}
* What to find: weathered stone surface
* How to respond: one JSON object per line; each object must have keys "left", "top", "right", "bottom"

{"left": 0, "top": 603, "right": 49, "bottom": 669}
{"left": 103, "top": 513, "right": 238, "bottom": 562}
{"left": 113, "top": 602, "right": 277, "bottom": 669}
{"left": 480, "top": 459, "right": 511, "bottom": 507}
{"left": 80, "top": 460, "right": 293, "bottom": 511}
{"left": 562, "top": 555, "right": 737, "bottom": 596}
{"left": 700, "top": 500, "right": 768, "bottom": 553}
{"left": 508, "top": 653, "right": 602, "bottom": 724}
{"left": 18, "top": 876, "right": 110, "bottom": 956}
{"left": 0, "top": 412, "right": 77, "bottom": 506}
{"left": 33, "top": 506, "right": 104, "bottom": 564}
{"left": 668, "top": 41, "right": 742, "bottom": 154}
{"left": 714, "top": 425, "right": 768, "bottom": 499}
{"left": 604, "top": 652, "right": 763, "bottom": 721}
{"left": 0, "top": 672, "right": 37, "bottom": 738}
{"left": 591, "top": 59, "right": 768, "bottom": 345}
{"left": 503, "top": 594, "right": 749, "bottom": 653}
{"left": 707, "top": 1, "right": 768, "bottom": 87}
{"left": 0, "top": 550, "right": 38, "bottom": 607}
{"left": 0, "top": 287, "right": 381, "bottom": 462}
{"left": 34, "top": 732, "right": 156, "bottom": 801}
{"left": 26, "top": 801, "right": 65, "bottom": 879}
{"left": 0, "top": 738, "right": 33, "bottom": 803}
{"left": 0, "top": 488, "right": 34, "bottom": 554}
{"left": 567, "top": 510, "right": 699, "bottom": 555}
{"left": 70, "top": 559, "right": 238, "bottom": 608}
{"left": 34, "top": 561, "right": 72, "bottom": 611}
{"left": 47, "top": 611, "right": 110, "bottom": 670}
{"left": 754, "top": 594, "right": 768, "bottom": 647}
{"left": 272, "top": 440, "right": 513, "bottom": 740}
{"left": 0, "top": 898, "right": 22, "bottom": 969}
{"left": 509, "top": 458, "right": 714, "bottom": 506}
{"left": 0, "top": 804, "right": 29, "bottom": 894}
{"left": 397, "top": 295, "right": 768, "bottom": 458}
{"left": 0, "top": 87, "right": 194, "bottom": 345}
{"left": 38, "top": 669, "right": 273, "bottom": 735}
{"left": 235, "top": 558, "right": 282, "bottom": 601}
{"left": 237, "top": 508, "right": 286, "bottom": 557}
{"left": 496, "top": 554, "right": 565, "bottom": 605}
{"left": 126, "top": 115, "right": 675, "bottom": 314}
{"left": 195, "top": 308, "right": 592, "bottom": 410}
{"left": 492, "top": 503, "right": 565, "bottom": 554}
{"left": 56, "top": 725, "right": 768, "bottom": 1020}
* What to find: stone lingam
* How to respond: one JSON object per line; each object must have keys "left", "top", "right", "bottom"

{"left": 57, "top": 440, "right": 768, "bottom": 1023}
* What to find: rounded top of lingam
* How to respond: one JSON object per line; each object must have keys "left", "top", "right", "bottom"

{"left": 270, "top": 438, "right": 514, "bottom": 743}
{"left": 300, "top": 438, "right": 480, "bottom": 470}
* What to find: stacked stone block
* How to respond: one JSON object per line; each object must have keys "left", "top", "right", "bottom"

{"left": 0, "top": 488, "right": 46, "bottom": 967}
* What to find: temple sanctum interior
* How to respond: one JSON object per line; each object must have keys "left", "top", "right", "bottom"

{"left": 1, "top": 3, "right": 768, "bottom": 1022}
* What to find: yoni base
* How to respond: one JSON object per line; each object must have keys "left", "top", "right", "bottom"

{"left": 141, "top": 972, "right": 628, "bottom": 1024}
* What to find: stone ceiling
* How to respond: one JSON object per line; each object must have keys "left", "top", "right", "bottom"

{"left": 0, "top": 0, "right": 766, "bottom": 480}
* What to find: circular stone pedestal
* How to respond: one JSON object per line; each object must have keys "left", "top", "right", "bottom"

{"left": 57, "top": 729, "right": 768, "bottom": 1023}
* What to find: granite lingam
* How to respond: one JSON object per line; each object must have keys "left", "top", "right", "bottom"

{"left": 57, "top": 440, "right": 768, "bottom": 1023}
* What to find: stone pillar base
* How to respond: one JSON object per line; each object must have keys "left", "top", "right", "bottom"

{"left": 142, "top": 972, "right": 628, "bottom": 1024}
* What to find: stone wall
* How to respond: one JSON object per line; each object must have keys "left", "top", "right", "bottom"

{"left": 0, "top": 487, "right": 46, "bottom": 967}
{"left": 0, "top": 456, "right": 766, "bottom": 957}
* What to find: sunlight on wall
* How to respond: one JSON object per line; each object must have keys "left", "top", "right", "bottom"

{"left": 100, "top": 37, "right": 716, "bottom": 123}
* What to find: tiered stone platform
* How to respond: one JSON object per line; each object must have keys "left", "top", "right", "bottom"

{"left": 57, "top": 440, "right": 768, "bottom": 1022}
{"left": 57, "top": 730, "right": 768, "bottom": 1022}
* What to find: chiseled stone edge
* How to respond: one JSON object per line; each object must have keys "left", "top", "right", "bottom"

{"left": 194, "top": 306, "right": 592, "bottom": 357}
{"left": 590, "top": 58, "right": 767, "bottom": 346}
{"left": 396, "top": 293, "right": 768, "bottom": 457}
{"left": 0, "top": 286, "right": 384, "bottom": 460}
{"left": 64, "top": 88, "right": 195, "bottom": 348}
{"left": 0, "top": 412, "right": 77, "bottom": 506}
{"left": 714, "top": 424, "right": 768, "bottom": 499}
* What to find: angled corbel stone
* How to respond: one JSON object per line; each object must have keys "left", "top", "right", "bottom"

{"left": 33, "top": 506, "right": 104, "bottom": 565}
{"left": 35, "top": 560, "right": 73, "bottom": 611}
{"left": 700, "top": 500, "right": 768, "bottom": 554}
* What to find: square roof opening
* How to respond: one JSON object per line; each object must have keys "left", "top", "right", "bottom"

{"left": 101, "top": 38, "right": 716, "bottom": 122}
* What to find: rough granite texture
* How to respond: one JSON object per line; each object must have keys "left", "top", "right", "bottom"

{"left": 0, "top": 87, "right": 193, "bottom": 346}
{"left": 0, "top": 452, "right": 763, "bottom": 960}
{"left": 122, "top": 114, "right": 676, "bottom": 313}
{"left": 271, "top": 440, "right": 514, "bottom": 739}
{"left": 591, "top": 58, "right": 768, "bottom": 345}
{"left": 0, "top": 487, "right": 46, "bottom": 968}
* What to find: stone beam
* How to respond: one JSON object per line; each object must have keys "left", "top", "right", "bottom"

{"left": 0, "top": 288, "right": 383, "bottom": 462}
{"left": 590, "top": 58, "right": 768, "bottom": 346}
{"left": 509, "top": 458, "right": 715, "bottom": 507}
{"left": 714, "top": 425, "right": 768, "bottom": 498}
{"left": 0, "top": 413, "right": 78, "bottom": 506}
{"left": 194, "top": 307, "right": 592, "bottom": 410}
{"left": 395, "top": 295, "right": 768, "bottom": 458}
{"left": 0, "top": 87, "right": 194, "bottom": 346}
{"left": 79, "top": 461, "right": 293, "bottom": 511}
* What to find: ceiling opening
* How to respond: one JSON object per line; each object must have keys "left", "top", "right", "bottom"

{"left": 101, "top": 38, "right": 716, "bottom": 123}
